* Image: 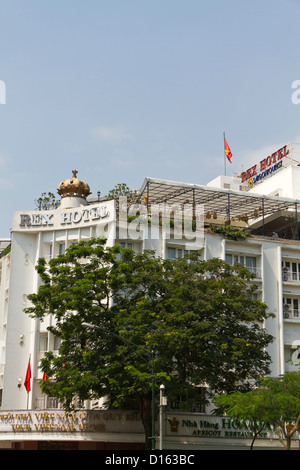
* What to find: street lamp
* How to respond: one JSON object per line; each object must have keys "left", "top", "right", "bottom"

{"left": 82, "top": 322, "right": 156, "bottom": 450}
{"left": 159, "top": 384, "right": 167, "bottom": 450}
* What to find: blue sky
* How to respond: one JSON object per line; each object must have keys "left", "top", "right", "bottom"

{"left": 1, "top": 0, "right": 300, "bottom": 236}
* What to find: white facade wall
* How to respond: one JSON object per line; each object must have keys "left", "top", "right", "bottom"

{"left": 1, "top": 200, "right": 117, "bottom": 410}
{"left": 1, "top": 174, "right": 300, "bottom": 412}
{"left": 0, "top": 251, "right": 10, "bottom": 394}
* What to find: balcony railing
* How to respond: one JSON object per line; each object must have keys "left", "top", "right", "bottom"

{"left": 282, "top": 270, "right": 300, "bottom": 282}
{"left": 232, "top": 266, "right": 261, "bottom": 279}
{"left": 283, "top": 307, "right": 299, "bottom": 319}
{"left": 36, "top": 396, "right": 59, "bottom": 409}
{"left": 245, "top": 266, "right": 262, "bottom": 279}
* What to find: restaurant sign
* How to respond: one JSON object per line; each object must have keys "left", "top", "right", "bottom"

{"left": 166, "top": 414, "right": 287, "bottom": 441}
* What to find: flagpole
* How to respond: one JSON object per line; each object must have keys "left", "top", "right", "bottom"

{"left": 223, "top": 131, "right": 226, "bottom": 176}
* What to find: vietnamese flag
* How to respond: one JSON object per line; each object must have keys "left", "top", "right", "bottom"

{"left": 24, "top": 358, "right": 31, "bottom": 393}
{"left": 224, "top": 136, "right": 233, "bottom": 163}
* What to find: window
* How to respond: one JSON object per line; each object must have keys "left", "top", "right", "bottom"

{"left": 167, "top": 247, "right": 192, "bottom": 260}
{"left": 59, "top": 243, "right": 65, "bottom": 255}
{"left": 54, "top": 336, "right": 61, "bottom": 351}
{"left": 39, "top": 334, "right": 48, "bottom": 352}
{"left": 245, "top": 256, "right": 257, "bottom": 274}
{"left": 283, "top": 298, "right": 299, "bottom": 319}
{"left": 116, "top": 242, "right": 133, "bottom": 260}
{"left": 121, "top": 242, "right": 133, "bottom": 250}
{"left": 225, "top": 254, "right": 232, "bottom": 264}
{"left": 43, "top": 244, "right": 53, "bottom": 262}
{"left": 38, "top": 333, "right": 48, "bottom": 361}
{"left": 282, "top": 260, "right": 300, "bottom": 282}
{"left": 225, "top": 254, "right": 245, "bottom": 266}
{"left": 168, "top": 388, "right": 206, "bottom": 413}
{"left": 225, "top": 253, "right": 259, "bottom": 277}
{"left": 167, "top": 247, "right": 176, "bottom": 260}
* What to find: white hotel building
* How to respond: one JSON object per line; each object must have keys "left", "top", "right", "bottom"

{"left": 0, "top": 142, "right": 300, "bottom": 450}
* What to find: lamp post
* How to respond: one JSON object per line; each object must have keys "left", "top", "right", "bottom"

{"left": 82, "top": 322, "right": 156, "bottom": 450}
{"left": 159, "top": 384, "right": 167, "bottom": 450}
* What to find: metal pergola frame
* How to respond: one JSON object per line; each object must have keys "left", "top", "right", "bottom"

{"left": 138, "top": 177, "right": 300, "bottom": 234}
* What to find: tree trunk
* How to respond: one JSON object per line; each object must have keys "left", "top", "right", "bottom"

{"left": 139, "top": 394, "right": 154, "bottom": 450}
{"left": 285, "top": 436, "right": 291, "bottom": 450}
{"left": 249, "top": 424, "right": 266, "bottom": 450}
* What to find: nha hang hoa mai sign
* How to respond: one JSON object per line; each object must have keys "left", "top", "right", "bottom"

{"left": 18, "top": 203, "right": 111, "bottom": 229}
{"left": 240, "top": 144, "right": 289, "bottom": 188}
{"left": 166, "top": 415, "right": 291, "bottom": 441}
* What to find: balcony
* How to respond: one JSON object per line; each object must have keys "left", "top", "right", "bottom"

{"left": 283, "top": 303, "right": 300, "bottom": 320}
{"left": 225, "top": 254, "right": 261, "bottom": 279}
{"left": 282, "top": 268, "right": 300, "bottom": 283}
{"left": 245, "top": 266, "right": 262, "bottom": 279}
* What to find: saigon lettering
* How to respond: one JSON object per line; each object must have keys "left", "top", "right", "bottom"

{"left": 241, "top": 145, "right": 289, "bottom": 184}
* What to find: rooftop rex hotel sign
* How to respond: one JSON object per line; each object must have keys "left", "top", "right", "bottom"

{"left": 240, "top": 144, "right": 289, "bottom": 188}
{"left": 13, "top": 201, "right": 114, "bottom": 231}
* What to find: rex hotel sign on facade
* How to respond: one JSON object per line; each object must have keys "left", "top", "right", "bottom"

{"left": 240, "top": 144, "right": 289, "bottom": 186}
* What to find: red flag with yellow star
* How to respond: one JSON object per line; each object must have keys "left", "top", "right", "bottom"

{"left": 224, "top": 136, "right": 232, "bottom": 163}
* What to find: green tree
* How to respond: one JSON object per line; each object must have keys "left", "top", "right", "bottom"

{"left": 106, "top": 183, "right": 138, "bottom": 199}
{"left": 34, "top": 192, "right": 60, "bottom": 210}
{"left": 25, "top": 239, "right": 273, "bottom": 449}
{"left": 214, "top": 372, "right": 300, "bottom": 450}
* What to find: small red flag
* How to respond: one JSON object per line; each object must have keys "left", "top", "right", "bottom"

{"left": 42, "top": 371, "right": 48, "bottom": 381}
{"left": 224, "top": 136, "right": 233, "bottom": 163}
{"left": 24, "top": 358, "right": 31, "bottom": 393}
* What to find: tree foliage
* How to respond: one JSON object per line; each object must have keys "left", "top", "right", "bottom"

{"left": 34, "top": 192, "right": 60, "bottom": 210}
{"left": 25, "top": 238, "right": 274, "bottom": 448}
{"left": 106, "top": 183, "right": 138, "bottom": 199}
{"left": 209, "top": 224, "right": 250, "bottom": 240}
{"left": 214, "top": 372, "right": 300, "bottom": 450}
